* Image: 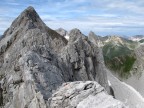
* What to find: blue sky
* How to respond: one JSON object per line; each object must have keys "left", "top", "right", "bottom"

{"left": 0, "top": 0, "right": 144, "bottom": 36}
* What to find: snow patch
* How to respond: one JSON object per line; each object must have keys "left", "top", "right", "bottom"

{"left": 122, "top": 81, "right": 144, "bottom": 102}
{"left": 65, "top": 35, "right": 69, "bottom": 40}
{"left": 108, "top": 80, "right": 111, "bottom": 86}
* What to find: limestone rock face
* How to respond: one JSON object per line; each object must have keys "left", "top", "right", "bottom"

{"left": 0, "top": 6, "right": 114, "bottom": 108}
{"left": 48, "top": 81, "right": 126, "bottom": 108}
{"left": 0, "top": 6, "right": 67, "bottom": 108}
{"left": 60, "top": 29, "right": 110, "bottom": 93}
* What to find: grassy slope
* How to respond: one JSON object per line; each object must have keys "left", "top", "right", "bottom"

{"left": 103, "top": 42, "right": 136, "bottom": 78}
{"left": 139, "top": 39, "right": 144, "bottom": 43}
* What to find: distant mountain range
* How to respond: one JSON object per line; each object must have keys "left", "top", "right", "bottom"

{"left": 129, "top": 35, "right": 144, "bottom": 41}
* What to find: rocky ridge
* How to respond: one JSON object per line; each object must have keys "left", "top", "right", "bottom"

{"left": 0, "top": 6, "right": 124, "bottom": 108}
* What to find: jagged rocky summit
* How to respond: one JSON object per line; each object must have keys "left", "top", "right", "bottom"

{"left": 0, "top": 6, "right": 125, "bottom": 108}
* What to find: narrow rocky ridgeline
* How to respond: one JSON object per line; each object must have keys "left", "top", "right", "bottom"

{"left": 0, "top": 6, "right": 125, "bottom": 108}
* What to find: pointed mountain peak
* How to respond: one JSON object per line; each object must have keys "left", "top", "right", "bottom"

{"left": 15, "top": 6, "right": 44, "bottom": 27}
{"left": 88, "top": 31, "right": 100, "bottom": 40}
{"left": 21, "top": 6, "right": 40, "bottom": 22}
{"left": 26, "top": 6, "right": 35, "bottom": 11}
{"left": 69, "top": 28, "right": 81, "bottom": 36}
{"left": 89, "top": 31, "right": 96, "bottom": 37}
{"left": 3, "top": 6, "right": 46, "bottom": 36}
{"left": 68, "top": 28, "right": 85, "bottom": 42}
{"left": 88, "top": 31, "right": 104, "bottom": 47}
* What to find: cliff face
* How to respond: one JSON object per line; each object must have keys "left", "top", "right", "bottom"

{"left": 60, "top": 29, "right": 110, "bottom": 92}
{"left": 0, "top": 6, "right": 115, "bottom": 108}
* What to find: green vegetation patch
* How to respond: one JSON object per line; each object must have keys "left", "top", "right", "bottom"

{"left": 139, "top": 39, "right": 144, "bottom": 43}
{"left": 103, "top": 42, "right": 136, "bottom": 78}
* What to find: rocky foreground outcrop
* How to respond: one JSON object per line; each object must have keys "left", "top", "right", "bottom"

{"left": 0, "top": 6, "right": 125, "bottom": 108}
{"left": 48, "top": 81, "right": 126, "bottom": 108}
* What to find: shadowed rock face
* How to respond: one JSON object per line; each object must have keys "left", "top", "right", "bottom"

{"left": 0, "top": 6, "right": 113, "bottom": 108}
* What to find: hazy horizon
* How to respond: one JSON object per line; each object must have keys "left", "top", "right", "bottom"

{"left": 0, "top": 0, "right": 144, "bottom": 37}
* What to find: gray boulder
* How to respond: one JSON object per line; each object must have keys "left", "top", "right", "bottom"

{"left": 48, "top": 81, "right": 126, "bottom": 108}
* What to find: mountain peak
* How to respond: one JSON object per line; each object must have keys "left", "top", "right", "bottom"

{"left": 68, "top": 28, "right": 84, "bottom": 42}
{"left": 20, "top": 6, "right": 40, "bottom": 23}
{"left": 69, "top": 28, "right": 82, "bottom": 37}
{"left": 12, "top": 6, "right": 44, "bottom": 28}
{"left": 3, "top": 6, "right": 46, "bottom": 36}
{"left": 89, "top": 31, "right": 96, "bottom": 37}
{"left": 26, "top": 6, "right": 35, "bottom": 11}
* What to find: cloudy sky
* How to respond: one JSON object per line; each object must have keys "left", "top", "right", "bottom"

{"left": 0, "top": 0, "right": 144, "bottom": 36}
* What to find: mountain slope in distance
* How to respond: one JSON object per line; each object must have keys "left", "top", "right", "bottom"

{"left": 88, "top": 32, "right": 139, "bottom": 78}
